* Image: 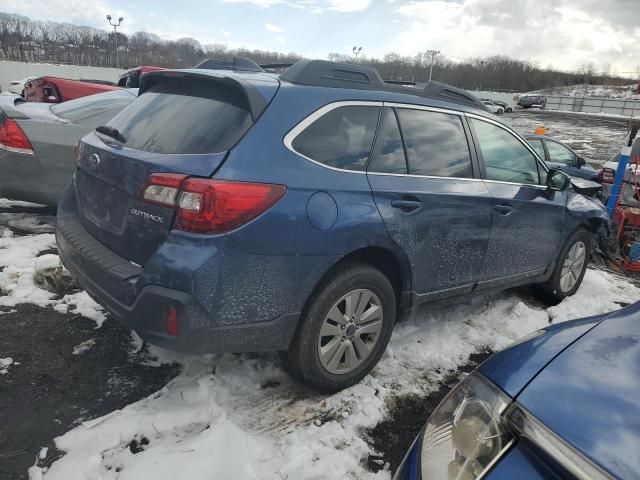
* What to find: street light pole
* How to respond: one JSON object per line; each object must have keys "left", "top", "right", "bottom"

{"left": 106, "top": 15, "right": 124, "bottom": 68}
{"left": 352, "top": 46, "right": 362, "bottom": 60}
{"left": 426, "top": 49, "right": 440, "bottom": 82}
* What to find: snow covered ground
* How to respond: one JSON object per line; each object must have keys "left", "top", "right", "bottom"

{"left": 1, "top": 199, "right": 638, "bottom": 480}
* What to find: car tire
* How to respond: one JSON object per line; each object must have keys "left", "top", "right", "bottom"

{"left": 497, "top": 108, "right": 504, "bottom": 114}
{"left": 283, "top": 263, "right": 396, "bottom": 392}
{"left": 506, "top": 107, "right": 513, "bottom": 113}
{"left": 533, "top": 228, "right": 592, "bottom": 305}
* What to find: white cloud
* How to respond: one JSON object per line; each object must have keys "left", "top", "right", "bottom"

{"left": 391, "top": 0, "right": 639, "bottom": 73}
{"left": 221, "top": 29, "right": 232, "bottom": 37}
{"left": 328, "top": 0, "right": 371, "bottom": 12}
{"left": 265, "top": 22, "right": 285, "bottom": 32}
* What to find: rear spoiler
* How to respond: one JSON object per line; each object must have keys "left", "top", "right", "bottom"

{"left": 0, "top": 95, "right": 28, "bottom": 119}
{"left": 139, "top": 70, "right": 269, "bottom": 121}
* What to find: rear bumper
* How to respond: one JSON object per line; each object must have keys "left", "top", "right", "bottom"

{"left": 56, "top": 187, "right": 304, "bottom": 353}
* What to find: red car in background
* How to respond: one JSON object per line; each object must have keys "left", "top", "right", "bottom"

{"left": 117, "top": 66, "right": 166, "bottom": 88}
{"left": 24, "top": 76, "right": 122, "bottom": 103}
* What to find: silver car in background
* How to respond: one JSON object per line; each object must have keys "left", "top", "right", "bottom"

{"left": 0, "top": 89, "right": 137, "bottom": 206}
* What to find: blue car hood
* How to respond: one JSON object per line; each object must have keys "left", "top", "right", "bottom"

{"left": 478, "top": 313, "right": 609, "bottom": 397}
{"left": 515, "top": 303, "right": 640, "bottom": 479}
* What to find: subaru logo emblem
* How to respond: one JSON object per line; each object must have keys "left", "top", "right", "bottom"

{"left": 87, "top": 153, "right": 101, "bottom": 169}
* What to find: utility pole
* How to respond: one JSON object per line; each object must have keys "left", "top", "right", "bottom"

{"left": 106, "top": 15, "right": 124, "bottom": 68}
{"left": 352, "top": 46, "right": 363, "bottom": 60}
{"left": 426, "top": 49, "right": 440, "bottom": 82}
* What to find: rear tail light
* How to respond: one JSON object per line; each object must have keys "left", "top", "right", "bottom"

{"left": 165, "top": 306, "right": 179, "bottom": 336}
{"left": 0, "top": 118, "right": 34, "bottom": 154}
{"left": 175, "top": 178, "right": 286, "bottom": 234}
{"left": 139, "top": 174, "right": 286, "bottom": 234}
{"left": 42, "top": 83, "right": 59, "bottom": 103}
{"left": 140, "top": 173, "right": 188, "bottom": 207}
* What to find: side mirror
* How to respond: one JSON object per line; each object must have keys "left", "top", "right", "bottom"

{"left": 546, "top": 168, "right": 570, "bottom": 197}
{"left": 577, "top": 156, "right": 586, "bottom": 167}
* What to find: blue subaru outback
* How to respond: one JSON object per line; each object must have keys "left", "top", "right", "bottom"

{"left": 56, "top": 60, "right": 609, "bottom": 391}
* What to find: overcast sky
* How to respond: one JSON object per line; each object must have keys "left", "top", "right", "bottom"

{"left": 4, "top": 0, "right": 639, "bottom": 76}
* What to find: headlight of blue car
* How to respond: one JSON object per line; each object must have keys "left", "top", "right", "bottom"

{"left": 420, "top": 372, "right": 513, "bottom": 479}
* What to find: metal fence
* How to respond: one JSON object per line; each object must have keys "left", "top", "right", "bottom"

{"left": 0, "top": 61, "right": 124, "bottom": 92}
{"left": 544, "top": 95, "right": 640, "bottom": 116}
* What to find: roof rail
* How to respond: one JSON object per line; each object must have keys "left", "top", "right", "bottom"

{"left": 281, "top": 59, "right": 488, "bottom": 111}
{"left": 194, "top": 57, "right": 265, "bottom": 72}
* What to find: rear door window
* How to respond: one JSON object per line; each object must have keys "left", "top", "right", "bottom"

{"left": 545, "top": 140, "right": 576, "bottom": 166}
{"left": 368, "top": 108, "right": 407, "bottom": 174}
{"left": 291, "top": 105, "right": 380, "bottom": 171}
{"left": 105, "top": 76, "right": 253, "bottom": 154}
{"left": 396, "top": 108, "right": 473, "bottom": 178}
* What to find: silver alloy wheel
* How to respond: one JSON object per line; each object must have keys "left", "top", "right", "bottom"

{"left": 318, "top": 288, "right": 383, "bottom": 375}
{"left": 560, "top": 240, "right": 587, "bottom": 293}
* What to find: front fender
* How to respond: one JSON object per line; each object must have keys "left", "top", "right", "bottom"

{"left": 565, "top": 190, "right": 610, "bottom": 237}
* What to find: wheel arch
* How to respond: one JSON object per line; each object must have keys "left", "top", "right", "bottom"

{"left": 308, "top": 245, "right": 413, "bottom": 313}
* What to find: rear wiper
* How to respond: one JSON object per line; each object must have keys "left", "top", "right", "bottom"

{"left": 96, "top": 125, "right": 126, "bottom": 144}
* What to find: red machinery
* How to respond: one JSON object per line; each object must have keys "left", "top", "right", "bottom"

{"left": 23, "top": 76, "right": 122, "bottom": 103}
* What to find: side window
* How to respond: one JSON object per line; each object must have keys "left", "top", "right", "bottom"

{"left": 368, "top": 109, "right": 407, "bottom": 174}
{"left": 396, "top": 108, "right": 473, "bottom": 178}
{"left": 527, "top": 138, "right": 546, "bottom": 160}
{"left": 292, "top": 106, "right": 380, "bottom": 171}
{"left": 546, "top": 141, "right": 576, "bottom": 166}
{"left": 470, "top": 119, "right": 541, "bottom": 185}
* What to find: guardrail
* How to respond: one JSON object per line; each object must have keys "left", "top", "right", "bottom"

{"left": 544, "top": 95, "right": 640, "bottom": 116}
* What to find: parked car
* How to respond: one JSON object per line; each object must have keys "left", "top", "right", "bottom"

{"left": 492, "top": 100, "right": 513, "bottom": 113}
{"left": 24, "top": 76, "right": 122, "bottom": 103}
{"left": 7, "top": 76, "right": 37, "bottom": 96}
{"left": 517, "top": 95, "right": 546, "bottom": 109}
{"left": 0, "top": 89, "right": 137, "bottom": 206}
{"left": 395, "top": 302, "right": 640, "bottom": 480}
{"left": 117, "top": 66, "right": 166, "bottom": 88}
{"left": 481, "top": 100, "right": 504, "bottom": 114}
{"left": 524, "top": 134, "right": 599, "bottom": 181}
{"left": 56, "top": 60, "right": 609, "bottom": 392}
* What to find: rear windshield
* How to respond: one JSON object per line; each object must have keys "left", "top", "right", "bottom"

{"left": 51, "top": 90, "right": 135, "bottom": 123}
{"left": 105, "top": 76, "right": 253, "bottom": 154}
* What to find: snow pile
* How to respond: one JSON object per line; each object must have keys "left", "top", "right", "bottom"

{"left": 0, "top": 357, "right": 13, "bottom": 375}
{"left": 72, "top": 339, "right": 96, "bottom": 355}
{"left": 31, "top": 268, "right": 639, "bottom": 480}
{"left": 0, "top": 228, "right": 105, "bottom": 327}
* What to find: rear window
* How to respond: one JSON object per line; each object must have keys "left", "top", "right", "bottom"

{"left": 291, "top": 105, "right": 380, "bottom": 171}
{"left": 51, "top": 90, "right": 134, "bottom": 123}
{"left": 105, "top": 76, "right": 253, "bottom": 154}
{"left": 396, "top": 108, "right": 473, "bottom": 178}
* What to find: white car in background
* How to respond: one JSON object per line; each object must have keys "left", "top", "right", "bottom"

{"left": 481, "top": 99, "right": 504, "bottom": 114}
{"left": 7, "top": 77, "right": 37, "bottom": 96}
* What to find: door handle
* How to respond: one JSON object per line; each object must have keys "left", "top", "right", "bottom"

{"left": 391, "top": 199, "right": 422, "bottom": 212}
{"left": 494, "top": 204, "right": 513, "bottom": 215}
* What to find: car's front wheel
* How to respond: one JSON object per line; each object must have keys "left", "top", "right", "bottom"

{"left": 497, "top": 108, "right": 504, "bottom": 114}
{"left": 284, "top": 263, "right": 396, "bottom": 392}
{"left": 533, "top": 228, "right": 592, "bottom": 305}
{"left": 506, "top": 107, "right": 513, "bottom": 113}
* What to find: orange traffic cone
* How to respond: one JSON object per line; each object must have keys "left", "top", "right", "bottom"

{"left": 534, "top": 124, "right": 546, "bottom": 135}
